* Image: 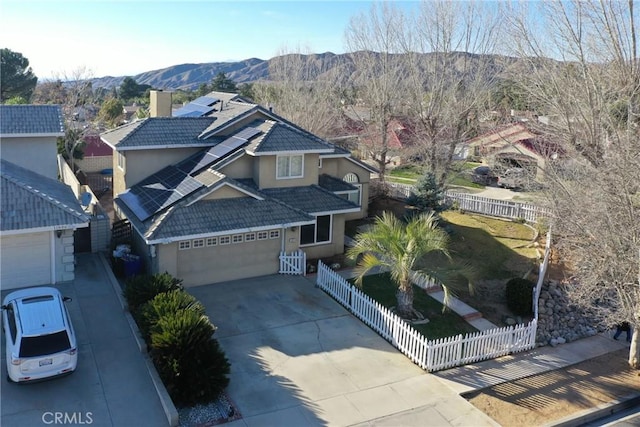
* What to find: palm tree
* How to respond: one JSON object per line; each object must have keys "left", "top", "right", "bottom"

{"left": 347, "top": 211, "right": 464, "bottom": 319}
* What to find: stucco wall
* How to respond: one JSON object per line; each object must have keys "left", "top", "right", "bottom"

{"left": 113, "top": 147, "right": 205, "bottom": 195}
{"left": 1, "top": 136, "right": 58, "bottom": 180}
{"left": 219, "top": 154, "right": 253, "bottom": 179}
{"left": 320, "top": 158, "right": 372, "bottom": 219}
{"left": 256, "top": 153, "right": 319, "bottom": 189}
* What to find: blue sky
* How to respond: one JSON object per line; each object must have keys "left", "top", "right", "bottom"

{"left": 1, "top": 0, "right": 419, "bottom": 79}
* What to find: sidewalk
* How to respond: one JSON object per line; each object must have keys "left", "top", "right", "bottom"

{"left": 432, "top": 333, "right": 630, "bottom": 395}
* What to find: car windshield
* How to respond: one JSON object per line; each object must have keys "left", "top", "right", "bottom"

{"left": 19, "top": 331, "right": 71, "bottom": 357}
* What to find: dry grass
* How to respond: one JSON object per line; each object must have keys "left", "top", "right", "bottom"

{"left": 466, "top": 349, "right": 640, "bottom": 426}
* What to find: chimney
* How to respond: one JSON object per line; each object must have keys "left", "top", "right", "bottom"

{"left": 150, "top": 90, "right": 173, "bottom": 117}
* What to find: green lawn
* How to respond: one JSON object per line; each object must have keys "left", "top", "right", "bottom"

{"left": 388, "top": 165, "right": 423, "bottom": 180}
{"left": 421, "top": 211, "right": 539, "bottom": 280}
{"left": 351, "top": 273, "right": 478, "bottom": 340}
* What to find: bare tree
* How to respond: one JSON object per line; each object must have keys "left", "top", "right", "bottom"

{"left": 251, "top": 46, "right": 345, "bottom": 138}
{"left": 401, "top": 0, "right": 502, "bottom": 187}
{"left": 504, "top": 0, "right": 640, "bottom": 368}
{"left": 344, "top": 2, "right": 408, "bottom": 180}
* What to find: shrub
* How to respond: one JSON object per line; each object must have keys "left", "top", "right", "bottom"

{"left": 505, "top": 277, "right": 535, "bottom": 316}
{"left": 138, "top": 290, "right": 205, "bottom": 342}
{"left": 406, "top": 172, "right": 444, "bottom": 212}
{"left": 150, "top": 310, "right": 230, "bottom": 406}
{"left": 123, "top": 272, "right": 183, "bottom": 314}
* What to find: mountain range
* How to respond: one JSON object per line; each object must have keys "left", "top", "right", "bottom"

{"left": 90, "top": 51, "right": 520, "bottom": 92}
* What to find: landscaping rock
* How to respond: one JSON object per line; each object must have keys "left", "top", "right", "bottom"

{"left": 535, "top": 280, "right": 607, "bottom": 347}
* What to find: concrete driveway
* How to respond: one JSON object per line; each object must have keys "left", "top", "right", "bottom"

{"left": 1, "top": 253, "right": 168, "bottom": 427}
{"left": 189, "top": 275, "right": 496, "bottom": 426}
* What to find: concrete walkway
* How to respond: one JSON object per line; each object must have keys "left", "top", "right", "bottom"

{"left": 433, "top": 333, "right": 630, "bottom": 395}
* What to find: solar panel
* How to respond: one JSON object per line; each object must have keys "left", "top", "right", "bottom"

{"left": 191, "top": 96, "right": 219, "bottom": 107}
{"left": 121, "top": 126, "right": 262, "bottom": 221}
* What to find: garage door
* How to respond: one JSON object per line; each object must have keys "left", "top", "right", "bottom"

{"left": 1, "top": 232, "right": 52, "bottom": 289}
{"left": 177, "top": 236, "right": 281, "bottom": 286}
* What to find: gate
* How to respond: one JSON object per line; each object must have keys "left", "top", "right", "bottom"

{"left": 279, "top": 249, "right": 306, "bottom": 275}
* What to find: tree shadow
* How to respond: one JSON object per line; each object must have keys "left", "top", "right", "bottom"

{"left": 188, "top": 274, "right": 434, "bottom": 426}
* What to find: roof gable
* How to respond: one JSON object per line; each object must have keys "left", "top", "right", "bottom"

{"left": 252, "top": 122, "right": 334, "bottom": 154}
{"left": 101, "top": 117, "right": 216, "bottom": 150}
{"left": 0, "top": 160, "right": 89, "bottom": 232}
{"left": 0, "top": 105, "right": 64, "bottom": 136}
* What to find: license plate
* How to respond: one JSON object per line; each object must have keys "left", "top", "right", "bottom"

{"left": 39, "top": 359, "right": 53, "bottom": 366}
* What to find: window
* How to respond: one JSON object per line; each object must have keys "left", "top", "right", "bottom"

{"left": 300, "top": 215, "right": 331, "bottom": 245}
{"left": 257, "top": 231, "right": 268, "bottom": 240}
{"left": 206, "top": 237, "right": 217, "bottom": 246}
{"left": 117, "top": 152, "right": 126, "bottom": 170}
{"left": 219, "top": 236, "right": 231, "bottom": 245}
{"left": 232, "top": 234, "right": 243, "bottom": 244}
{"left": 343, "top": 173, "right": 361, "bottom": 205}
{"left": 269, "top": 230, "right": 280, "bottom": 239}
{"left": 245, "top": 233, "right": 256, "bottom": 242}
{"left": 192, "top": 239, "right": 204, "bottom": 248}
{"left": 178, "top": 241, "right": 191, "bottom": 250}
{"left": 20, "top": 331, "right": 71, "bottom": 357}
{"left": 276, "top": 155, "right": 303, "bottom": 179}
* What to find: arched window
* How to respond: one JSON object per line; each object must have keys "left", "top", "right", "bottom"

{"left": 343, "top": 173, "right": 361, "bottom": 205}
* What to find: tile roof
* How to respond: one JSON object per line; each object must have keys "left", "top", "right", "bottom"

{"left": 1, "top": 160, "right": 89, "bottom": 232}
{"left": 252, "top": 122, "right": 334, "bottom": 153}
{"left": 198, "top": 102, "right": 259, "bottom": 138}
{"left": 318, "top": 174, "right": 358, "bottom": 192}
{"left": 261, "top": 185, "right": 360, "bottom": 214}
{"left": 117, "top": 193, "right": 312, "bottom": 243}
{"left": 151, "top": 198, "right": 312, "bottom": 241}
{"left": 0, "top": 105, "right": 65, "bottom": 136}
{"left": 100, "top": 117, "right": 216, "bottom": 149}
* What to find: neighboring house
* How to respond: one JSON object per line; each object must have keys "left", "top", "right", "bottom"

{"left": 0, "top": 105, "right": 64, "bottom": 180}
{"left": 0, "top": 105, "right": 91, "bottom": 289}
{"left": 76, "top": 134, "right": 113, "bottom": 173}
{"left": 101, "top": 91, "right": 376, "bottom": 286}
{"left": 456, "top": 123, "right": 558, "bottom": 181}
{"left": 339, "top": 109, "right": 416, "bottom": 166}
{"left": 0, "top": 160, "right": 90, "bottom": 289}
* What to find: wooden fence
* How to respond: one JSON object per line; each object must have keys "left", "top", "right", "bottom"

{"left": 382, "top": 182, "right": 549, "bottom": 223}
{"left": 316, "top": 261, "right": 537, "bottom": 372}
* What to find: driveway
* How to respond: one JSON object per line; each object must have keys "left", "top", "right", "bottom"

{"left": 189, "top": 274, "right": 496, "bottom": 426}
{"left": 1, "top": 253, "right": 168, "bottom": 427}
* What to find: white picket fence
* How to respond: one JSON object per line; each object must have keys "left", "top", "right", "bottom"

{"left": 445, "top": 192, "right": 548, "bottom": 223}
{"left": 316, "top": 260, "right": 537, "bottom": 372}
{"left": 382, "top": 182, "right": 549, "bottom": 223}
{"left": 279, "top": 249, "right": 306, "bottom": 275}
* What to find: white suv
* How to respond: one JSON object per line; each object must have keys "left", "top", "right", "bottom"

{"left": 2, "top": 287, "right": 77, "bottom": 383}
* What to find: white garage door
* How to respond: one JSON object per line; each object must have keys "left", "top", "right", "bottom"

{"left": 1, "top": 232, "right": 52, "bottom": 289}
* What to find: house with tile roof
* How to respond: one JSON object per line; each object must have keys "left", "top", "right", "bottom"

{"left": 0, "top": 159, "right": 90, "bottom": 288}
{"left": 102, "top": 91, "right": 376, "bottom": 286}
{"left": 457, "top": 123, "right": 560, "bottom": 181}
{"left": 0, "top": 105, "right": 91, "bottom": 288}
{"left": 0, "top": 104, "right": 65, "bottom": 180}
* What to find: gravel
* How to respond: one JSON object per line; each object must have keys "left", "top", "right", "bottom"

{"left": 178, "top": 393, "right": 240, "bottom": 427}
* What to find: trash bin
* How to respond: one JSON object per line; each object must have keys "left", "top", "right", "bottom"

{"left": 123, "top": 254, "right": 142, "bottom": 278}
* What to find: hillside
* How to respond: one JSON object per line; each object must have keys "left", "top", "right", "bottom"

{"left": 89, "top": 51, "right": 523, "bottom": 91}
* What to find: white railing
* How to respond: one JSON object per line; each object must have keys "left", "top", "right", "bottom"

{"left": 279, "top": 249, "right": 306, "bottom": 276}
{"left": 382, "top": 182, "right": 549, "bottom": 223}
{"left": 445, "top": 192, "right": 548, "bottom": 223}
{"left": 316, "top": 260, "right": 537, "bottom": 372}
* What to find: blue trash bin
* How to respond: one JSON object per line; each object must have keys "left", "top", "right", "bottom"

{"left": 123, "top": 254, "right": 142, "bottom": 278}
